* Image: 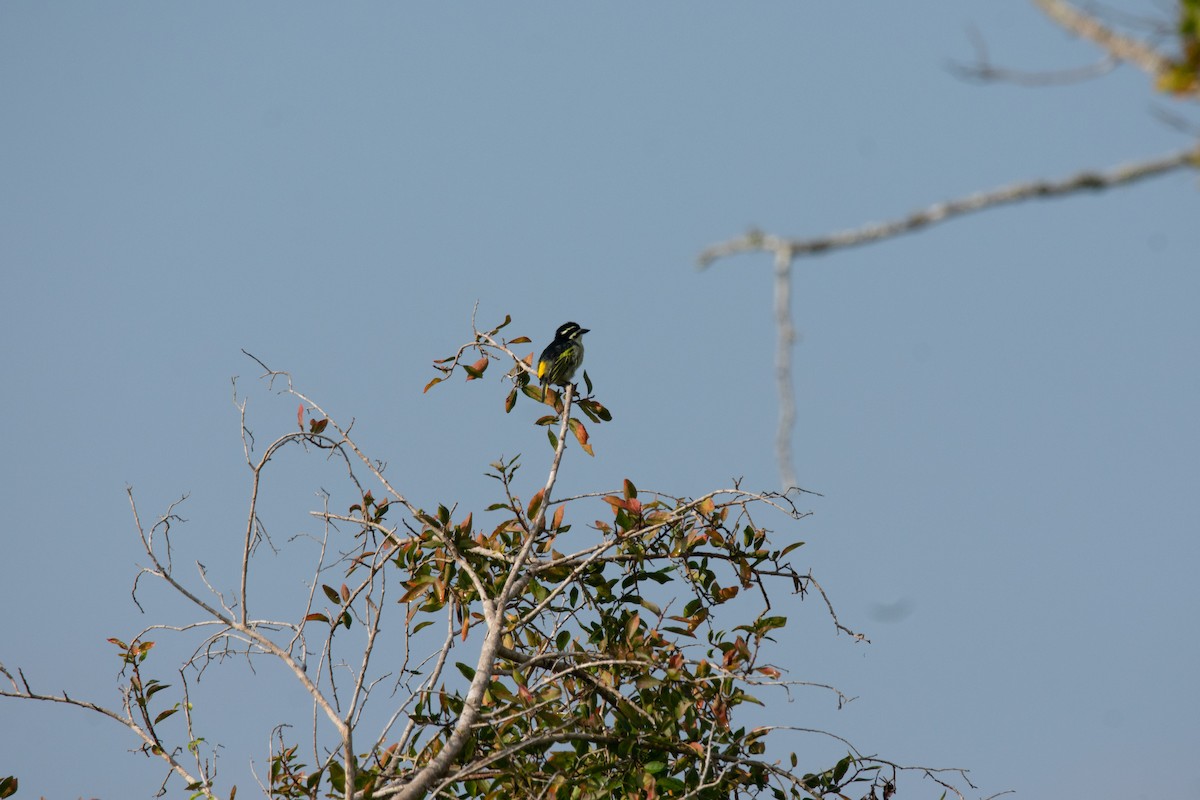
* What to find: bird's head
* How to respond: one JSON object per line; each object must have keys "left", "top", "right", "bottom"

{"left": 556, "top": 322, "right": 589, "bottom": 340}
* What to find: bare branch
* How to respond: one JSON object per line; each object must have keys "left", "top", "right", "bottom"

{"left": 804, "top": 570, "right": 869, "bottom": 643}
{"left": 773, "top": 246, "right": 798, "bottom": 491}
{"left": 126, "top": 487, "right": 350, "bottom": 743}
{"left": 0, "top": 664, "right": 215, "bottom": 798}
{"left": 700, "top": 142, "right": 1196, "bottom": 490}
{"left": 1032, "top": 0, "right": 1172, "bottom": 78}
{"left": 699, "top": 145, "right": 1198, "bottom": 268}
{"left": 949, "top": 24, "right": 1117, "bottom": 85}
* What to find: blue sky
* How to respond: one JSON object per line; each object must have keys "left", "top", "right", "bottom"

{"left": 2, "top": 3, "right": 1197, "bottom": 798}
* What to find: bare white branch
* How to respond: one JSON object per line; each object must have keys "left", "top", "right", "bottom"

{"left": 699, "top": 145, "right": 1198, "bottom": 268}
{"left": 1032, "top": 0, "right": 1173, "bottom": 79}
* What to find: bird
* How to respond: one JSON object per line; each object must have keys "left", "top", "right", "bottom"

{"left": 536, "top": 321, "right": 589, "bottom": 388}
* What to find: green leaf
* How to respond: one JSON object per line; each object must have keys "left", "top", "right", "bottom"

{"left": 455, "top": 662, "right": 477, "bottom": 681}
{"left": 328, "top": 761, "right": 346, "bottom": 792}
{"left": 153, "top": 707, "right": 178, "bottom": 724}
{"left": 322, "top": 584, "right": 341, "bottom": 604}
{"left": 625, "top": 612, "right": 641, "bottom": 642}
{"left": 779, "top": 540, "right": 805, "bottom": 557}
{"left": 639, "top": 598, "right": 662, "bottom": 615}
{"left": 635, "top": 675, "right": 662, "bottom": 690}
{"left": 657, "top": 776, "right": 686, "bottom": 792}
{"left": 505, "top": 387, "right": 518, "bottom": 413}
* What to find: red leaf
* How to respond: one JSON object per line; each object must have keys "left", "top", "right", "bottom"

{"left": 464, "top": 357, "right": 489, "bottom": 380}
{"left": 568, "top": 418, "right": 590, "bottom": 452}
{"left": 602, "top": 495, "right": 633, "bottom": 512}
{"left": 527, "top": 488, "right": 545, "bottom": 519}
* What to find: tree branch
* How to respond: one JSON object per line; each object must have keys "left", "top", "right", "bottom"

{"left": 700, "top": 144, "right": 1197, "bottom": 488}
{"left": 0, "top": 664, "right": 214, "bottom": 798}
{"left": 1032, "top": 0, "right": 1172, "bottom": 78}
{"left": 698, "top": 145, "right": 1198, "bottom": 268}
{"left": 773, "top": 246, "right": 798, "bottom": 491}
{"left": 948, "top": 24, "right": 1117, "bottom": 86}
{"left": 386, "top": 386, "right": 576, "bottom": 800}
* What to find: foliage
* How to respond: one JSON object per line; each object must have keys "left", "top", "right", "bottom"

{"left": 1159, "top": 0, "right": 1200, "bottom": 94}
{"left": 0, "top": 315, "right": 967, "bottom": 800}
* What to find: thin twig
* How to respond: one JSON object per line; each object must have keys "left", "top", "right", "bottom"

{"left": 948, "top": 24, "right": 1117, "bottom": 85}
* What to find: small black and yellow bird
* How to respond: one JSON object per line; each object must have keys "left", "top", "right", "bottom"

{"left": 537, "top": 321, "right": 589, "bottom": 387}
